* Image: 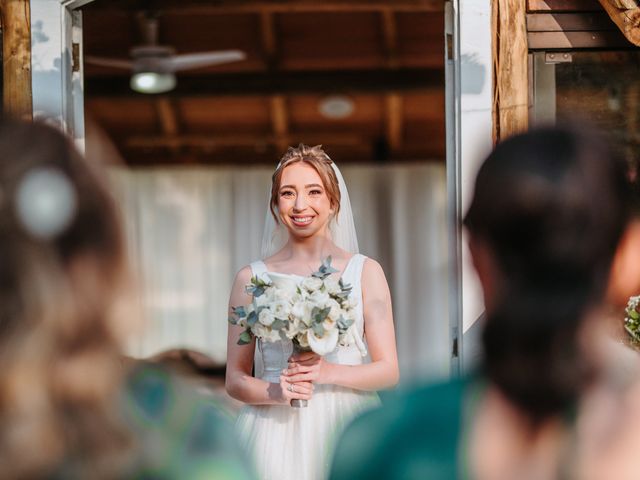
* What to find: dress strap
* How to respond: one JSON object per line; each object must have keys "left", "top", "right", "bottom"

{"left": 340, "top": 254, "right": 366, "bottom": 297}
{"left": 249, "top": 260, "right": 269, "bottom": 281}
{"left": 344, "top": 254, "right": 367, "bottom": 285}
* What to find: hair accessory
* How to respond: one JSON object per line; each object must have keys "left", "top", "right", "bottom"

{"left": 15, "top": 167, "right": 77, "bottom": 239}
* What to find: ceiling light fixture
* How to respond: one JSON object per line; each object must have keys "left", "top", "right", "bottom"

{"left": 86, "top": 13, "right": 246, "bottom": 96}
{"left": 130, "top": 71, "right": 176, "bottom": 94}
{"left": 318, "top": 95, "right": 355, "bottom": 120}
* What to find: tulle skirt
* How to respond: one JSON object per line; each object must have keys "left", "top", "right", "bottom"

{"left": 235, "top": 384, "right": 379, "bottom": 480}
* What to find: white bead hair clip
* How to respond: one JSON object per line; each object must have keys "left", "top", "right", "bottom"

{"left": 15, "top": 167, "right": 77, "bottom": 239}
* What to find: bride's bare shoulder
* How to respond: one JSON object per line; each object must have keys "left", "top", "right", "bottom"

{"left": 233, "top": 265, "right": 253, "bottom": 285}
{"left": 362, "top": 257, "right": 387, "bottom": 281}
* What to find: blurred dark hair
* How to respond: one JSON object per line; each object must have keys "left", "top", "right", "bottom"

{"left": 0, "top": 119, "right": 133, "bottom": 478}
{"left": 464, "top": 124, "right": 632, "bottom": 423}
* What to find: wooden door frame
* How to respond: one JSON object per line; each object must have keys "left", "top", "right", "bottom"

{"left": 447, "top": 0, "right": 495, "bottom": 375}
{"left": 492, "top": 0, "right": 529, "bottom": 143}
{"left": 1, "top": 0, "right": 33, "bottom": 120}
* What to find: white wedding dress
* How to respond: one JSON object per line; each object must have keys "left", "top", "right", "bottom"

{"left": 235, "top": 253, "right": 380, "bottom": 480}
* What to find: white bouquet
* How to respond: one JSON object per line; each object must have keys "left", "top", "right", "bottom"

{"left": 229, "top": 257, "right": 367, "bottom": 357}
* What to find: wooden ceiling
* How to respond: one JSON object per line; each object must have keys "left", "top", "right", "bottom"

{"left": 81, "top": 0, "right": 445, "bottom": 165}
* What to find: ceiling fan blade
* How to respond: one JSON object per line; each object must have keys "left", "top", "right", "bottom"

{"left": 85, "top": 55, "right": 134, "bottom": 70}
{"left": 168, "top": 50, "right": 246, "bottom": 72}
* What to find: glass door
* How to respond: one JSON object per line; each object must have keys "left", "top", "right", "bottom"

{"left": 530, "top": 50, "right": 640, "bottom": 173}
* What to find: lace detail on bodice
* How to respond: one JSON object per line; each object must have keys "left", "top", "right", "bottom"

{"left": 250, "top": 255, "right": 367, "bottom": 383}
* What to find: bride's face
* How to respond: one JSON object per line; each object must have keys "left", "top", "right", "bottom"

{"left": 277, "top": 162, "right": 334, "bottom": 239}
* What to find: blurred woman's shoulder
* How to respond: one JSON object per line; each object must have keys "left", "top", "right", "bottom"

{"left": 330, "top": 375, "right": 480, "bottom": 480}
{"left": 120, "top": 361, "right": 255, "bottom": 479}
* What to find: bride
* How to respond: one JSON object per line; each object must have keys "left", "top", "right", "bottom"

{"left": 225, "top": 144, "right": 399, "bottom": 480}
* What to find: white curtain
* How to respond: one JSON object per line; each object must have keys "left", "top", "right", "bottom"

{"left": 109, "top": 163, "right": 449, "bottom": 382}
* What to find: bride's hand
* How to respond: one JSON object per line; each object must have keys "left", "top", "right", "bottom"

{"left": 277, "top": 375, "right": 314, "bottom": 404}
{"left": 285, "top": 352, "right": 331, "bottom": 384}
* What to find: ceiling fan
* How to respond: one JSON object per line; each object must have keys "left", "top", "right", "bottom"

{"left": 85, "top": 13, "right": 246, "bottom": 94}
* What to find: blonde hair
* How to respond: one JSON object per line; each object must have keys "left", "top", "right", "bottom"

{"left": 269, "top": 144, "right": 341, "bottom": 222}
{"left": 0, "top": 120, "right": 133, "bottom": 478}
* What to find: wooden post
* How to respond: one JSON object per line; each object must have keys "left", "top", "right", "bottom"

{"left": 596, "top": 0, "right": 640, "bottom": 46}
{"left": 385, "top": 93, "right": 403, "bottom": 152}
{"left": 492, "top": 0, "right": 528, "bottom": 142}
{"left": 1, "top": 0, "right": 33, "bottom": 120}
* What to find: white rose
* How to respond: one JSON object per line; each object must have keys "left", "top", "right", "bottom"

{"left": 291, "top": 300, "right": 305, "bottom": 319}
{"left": 323, "top": 317, "right": 336, "bottom": 331}
{"left": 309, "top": 289, "right": 330, "bottom": 308}
{"left": 323, "top": 277, "right": 341, "bottom": 295}
{"left": 284, "top": 317, "right": 301, "bottom": 339}
{"left": 272, "top": 287, "right": 294, "bottom": 302}
{"left": 252, "top": 323, "right": 266, "bottom": 338}
{"left": 291, "top": 300, "right": 313, "bottom": 326}
{"left": 308, "top": 328, "right": 339, "bottom": 355}
{"left": 302, "top": 276, "right": 323, "bottom": 292}
{"left": 272, "top": 300, "right": 291, "bottom": 319}
{"left": 258, "top": 308, "right": 275, "bottom": 326}
{"left": 254, "top": 291, "right": 270, "bottom": 308}
{"left": 327, "top": 299, "right": 342, "bottom": 321}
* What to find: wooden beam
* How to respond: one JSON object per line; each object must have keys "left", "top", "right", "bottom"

{"left": 381, "top": 9, "right": 398, "bottom": 68}
{"left": 125, "top": 132, "right": 367, "bottom": 149}
{"left": 527, "top": 0, "right": 603, "bottom": 12}
{"left": 493, "top": 0, "right": 529, "bottom": 142}
{"left": 270, "top": 95, "right": 289, "bottom": 154}
{"left": 118, "top": 148, "right": 444, "bottom": 166}
{"left": 261, "top": 11, "right": 278, "bottom": 69}
{"left": 385, "top": 93, "right": 403, "bottom": 151}
{"left": 86, "top": 68, "right": 443, "bottom": 97}
{"left": 156, "top": 97, "right": 179, "bottom": 136}
{"left": 1, "top": 0, "right": 32, "bottom": 120}
{"left": 84, "top": 0, "right": 444, "bottom": 14}
{"left": 596, "top": 0, "right": 640, "bottom": 45}
{"left": 155, "top": 97, "right": 180, "bottom": 155}
{"left": 526, "top": 12, "right": 617, "bottom": 30}
{"left": 528, "top": 29, "right": 631, "bottom": 47}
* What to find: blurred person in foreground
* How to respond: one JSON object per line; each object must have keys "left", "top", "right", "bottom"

{"left": 150, "top": 348, "right": 245, "bottom": 416}
{"left": 0, "top": 119, "right": 254, "bottom": 479}
{"left": 330, "top": 124, "right": 640, "bottom": 479}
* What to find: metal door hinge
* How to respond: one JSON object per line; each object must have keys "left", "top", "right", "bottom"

{"left": 545, "top": 52, "right": 572, "bottom": 64}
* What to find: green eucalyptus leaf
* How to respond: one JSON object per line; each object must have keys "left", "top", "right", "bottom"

{"left": 312, "top": 256, "right": 339, "bottom": 279}
{"left": 319, "top": 307, "right": 331, "bottom": 321}
{"left": 338, "top": 316, "right": 354, "bottom": 329}
{"left": 312, "top": 323, "right": 325, "bottom": 337}
{"left": 271, "top": 319, "right": 286, "bottom": 330}
{"left": 238, "top": 331, "right": 253, "bottom": 345}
